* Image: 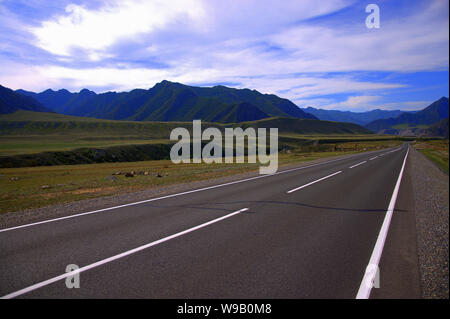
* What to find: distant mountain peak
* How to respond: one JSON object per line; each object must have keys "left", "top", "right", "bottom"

{"left": 79, "top": 88, "right": 96, "bottom": 95}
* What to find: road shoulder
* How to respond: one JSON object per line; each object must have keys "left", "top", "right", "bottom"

{"left": 409, "top": 146, "right": 449, "bottom": 299}
{"left": 374, "top": 146, "right": 449, "bottom": 298}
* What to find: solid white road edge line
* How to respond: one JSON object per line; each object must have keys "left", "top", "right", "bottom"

{"left": 0, "top": 149, "right": 391, "bottom": 233}
{"left": 356, "top": 147, "right": 409, "bottom": 299}
{"left": 1, "top": 208, "right": 249, "bottom": 299}
{"left": 349, "top": 161, "right": 367, "bottom": 169}
{"left": 287, "top": 171, "right": 342, "bottom": 194}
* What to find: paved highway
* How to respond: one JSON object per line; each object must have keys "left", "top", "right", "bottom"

{"left": 0, "top": 143, "right": 421, "bottom": 298}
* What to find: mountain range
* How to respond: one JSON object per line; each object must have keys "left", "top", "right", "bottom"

{"left": 0, "top": 85, "right": 53, "bottom": 114}
{"left": 302, "top": 107, "right": 408, "bottom": 126}
{"left": 2, "top": 81, "right": 448, "bottom": 137}
{"left": 14, "top": 80, "right": 317, "bottom": 123}
{"left": 365, "top": 97, "right": 449, "bottom": 134}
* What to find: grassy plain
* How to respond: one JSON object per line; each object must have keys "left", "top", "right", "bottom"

{"left": 0, "top": 139, "right": 403, "bottom": 214}
{"left": 413, "top": 139, "right": 449, "bottom": 174}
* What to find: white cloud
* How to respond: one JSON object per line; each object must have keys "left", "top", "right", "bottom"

{"left": 30, "top": 0, "right": 206, "bottom": 56}
{"left": 313, "top": 95, "right": 383, "bottom": 110}
{"left": 265, "top": 1, "right": 448, "bottom": 73}
{"left": 0, "top": 62, "right": 406, "bottom": 102}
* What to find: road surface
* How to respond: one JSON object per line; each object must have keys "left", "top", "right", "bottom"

{"left": 0, "top": 144, "right": 421, "bottom": 298}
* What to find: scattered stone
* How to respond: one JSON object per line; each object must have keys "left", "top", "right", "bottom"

{"left": 41, "top": 185, "right": 51, "bottom": 190}
{"left": 156, "top": 173, "right": 163, "bottom": 178}
{"left": 113, "top": 171, "right": 122, "bottom": 176}
{"left": 143, "top": 171, "right": 149, "bottom": 176}
{"left": 106, "top": 176, "right": 118, "bottom": 182}
{"left": 56, "top": 184, "right": 65, "bottom": 187}
{"left": 130, "top": 171, "right": 136, "bottom": 175}
{"left": 125, "top": 172, "right": 135, "bottom": 178}
{"left": 10, "top": 177, "right": 19, "bottom": 181}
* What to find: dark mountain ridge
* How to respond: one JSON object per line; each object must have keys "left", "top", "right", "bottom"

{"left": 16, "top": 80, "right": 317, "bottom": 123}
{"left": 1, "top": 85, "right": 53, "bottom": 114}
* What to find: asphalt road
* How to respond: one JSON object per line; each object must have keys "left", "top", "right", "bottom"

{"left": 0, "top": 144, "right": 421, "bottom": 299}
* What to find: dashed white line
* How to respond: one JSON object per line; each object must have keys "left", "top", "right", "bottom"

{"left": 349, "top": 161, "right": 367, "bottom": 169}
{"left": 287, "top": 171, "right": 342, "bottom": 194}
{"left": 1, "top": 207, "right": 249, "bottom": 299}
{"left": 356, "top": 147, "right": 409, "bottom": 299}
{"left": 369, "top": 156, "right": 378, "bottom": 161}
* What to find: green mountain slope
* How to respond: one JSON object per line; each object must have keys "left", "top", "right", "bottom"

{"left": 16, "top": 81, "right": 317, "bottom": 123}
{"left": 239, "top": 117, "right": 372, "bottom": 135}
{"left": 0, "top": 110, "right": 370, "bottom": 138}
{"left": 418, "top": 118, "right": 449, "bottom": 138}
{"left": 1, "top": 85, "right": 53, "bottom": 114}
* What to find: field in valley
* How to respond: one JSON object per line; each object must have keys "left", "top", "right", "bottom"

{"left": 0, "top": 138, "right": 404, "bottom": 214}
{"left": 0, "top": 110, "right": 410, "bottom": 214}
{"left": 413, "top": 139, "right": 449, "bottom": 174}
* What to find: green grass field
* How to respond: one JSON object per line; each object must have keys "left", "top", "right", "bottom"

{"left": 0, "top": 111, "right": 378, "bottom": 157}
{"left": 392, "top": 123, "right": 430, "bottom": 129}
{"left": 414, "top": 139, "right": 449, "bottom": 174}
{"left": 0, "top": 136, "right": 170, "bottom": 156}
{"left": 0, "top": 111, "right": 403, "bottom": 157}
{"left": 0, "top": 139, "right": 402, "bottom": 214}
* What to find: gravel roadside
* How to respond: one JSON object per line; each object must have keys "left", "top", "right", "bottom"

{"left": 409, "top": 146, "right": 449, "bottom": 299}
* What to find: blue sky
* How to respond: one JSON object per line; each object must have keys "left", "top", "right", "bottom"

{"left": 0, "top": 0, "right": 448, "bottom": 111}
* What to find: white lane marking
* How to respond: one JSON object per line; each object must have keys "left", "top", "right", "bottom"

{"left": 287, "top": 171, "right": 342, "bottom": 194}
{"left": 349, "top": 161, "right": 367, "bottom": 169}
{"left": 369, "top": 156, "right": 378, "bottom": 161}
{"left": 0, "top": 150, "right": 389, "bottom": 233}
{"left": 1, "top": 208, "right": 249, "bottom": 299}
{"left": 356, "top": 147, "right": 409, "bottom": 299}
